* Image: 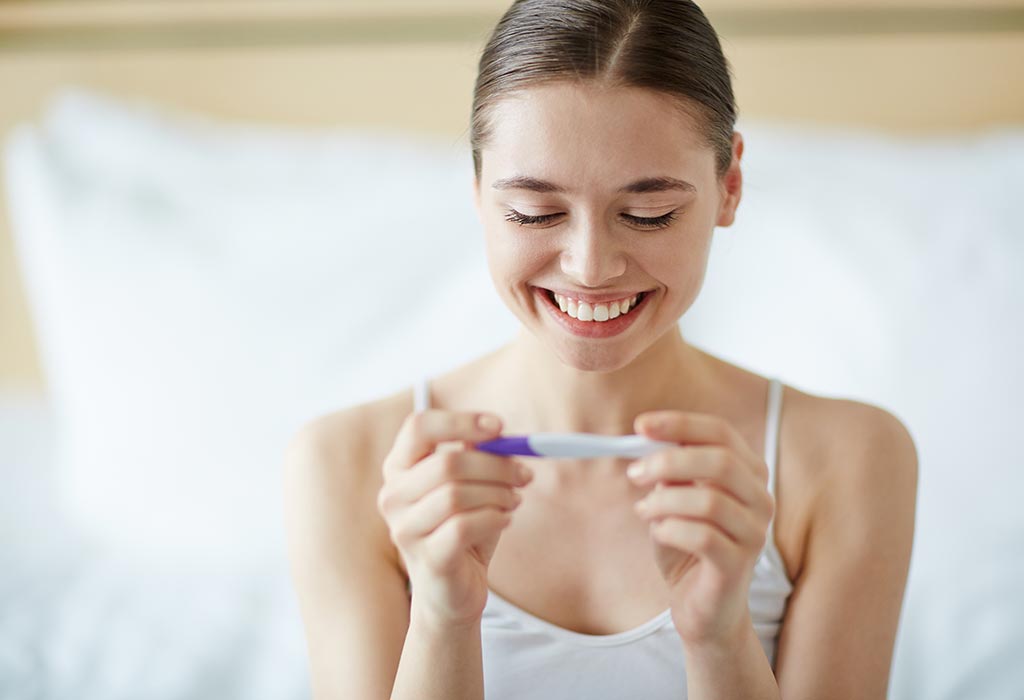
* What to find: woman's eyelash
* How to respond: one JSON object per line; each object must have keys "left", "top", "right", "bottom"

{"left": 623, "top": 212, "right": 677, "bottom": 229}
{"left": 502, "top": 209, "right": 678, "bottom": 229}
{"left": 503, "top": 209, "right": 559, "bottom": 226}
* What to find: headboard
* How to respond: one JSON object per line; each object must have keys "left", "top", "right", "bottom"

{"left": 2, "top": 0, "right": 1022, "bottom": 389}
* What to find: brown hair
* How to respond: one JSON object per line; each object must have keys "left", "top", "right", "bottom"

{"left": 471, "top": 0, "right": 737, "bottom": 183}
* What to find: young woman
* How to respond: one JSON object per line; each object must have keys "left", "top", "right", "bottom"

{"left": 284, "top": 1, "right": 918, "bottom": 698}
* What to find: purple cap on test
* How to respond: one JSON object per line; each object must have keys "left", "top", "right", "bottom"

{"left": 475, "top": 436, "right": 539, "bottom": 456}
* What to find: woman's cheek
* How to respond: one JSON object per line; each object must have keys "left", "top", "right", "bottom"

{"left": 487, "top": 227, "right": 554, "bottom": 271}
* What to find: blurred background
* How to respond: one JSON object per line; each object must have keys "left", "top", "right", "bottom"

{"left": 0, "top": 1, "right": 1022, "bottom": 698}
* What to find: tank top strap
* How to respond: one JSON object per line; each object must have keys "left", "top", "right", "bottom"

{"left": 413, "top": 376, "right": 431, "bottom": 413}
{"left": 762, "top": 377, "right": 784, "bottom": 550}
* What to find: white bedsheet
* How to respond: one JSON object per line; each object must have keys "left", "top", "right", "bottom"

{"left": 0, "top": 393, "right": 310, "bottom": 699}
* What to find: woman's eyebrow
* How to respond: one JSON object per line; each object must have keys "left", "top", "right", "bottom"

{"left": 491, "top": 175, "right": 697, "bottom": 194}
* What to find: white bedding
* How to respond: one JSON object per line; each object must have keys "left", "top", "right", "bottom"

{"left": 0, "top": 393, "right": 309, "bottom": 699}
{"left": 2, "top": 88, "right": 1022, "bottom": 699}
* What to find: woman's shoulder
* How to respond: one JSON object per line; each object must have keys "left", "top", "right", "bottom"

{"left": 286, "top": 385, "right": 418, "bottom": 488}
{"left": 780, "top": 383, "right": 918, "bottom": 555}
{"left": 781, "top": 383, "right": 916, "bottom": 486}
{"left": 286, "top": 351, "right": 500, "bottom": 486}
{"left": 819, "top": 390, "right": 917, "bottom": 505}
{"left": 283, "top": 386, "right": 420, "bottom": 581}
{"left": 767, "top": 381, "right": 916, "bottom": 578}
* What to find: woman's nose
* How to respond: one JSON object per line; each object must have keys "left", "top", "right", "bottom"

{"left": 559, "top": 219, "right": 627, "bottom": 287}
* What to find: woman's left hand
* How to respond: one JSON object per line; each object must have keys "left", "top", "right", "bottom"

{"left": 627, "top": 410, "right": 775, "bottom": 649}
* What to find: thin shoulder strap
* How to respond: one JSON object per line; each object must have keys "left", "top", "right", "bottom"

{"left": 762, "top": 378, "right": 789, "bottom": 568}
{"left": 412, "top": 376, "right": 431, "bottom": 413}
{"left": 764, "top": 377, "right": 783, "bottom": 498}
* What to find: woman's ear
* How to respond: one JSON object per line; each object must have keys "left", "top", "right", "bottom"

{"left": 715, "top": 131, "right": 744, "bottom": 228}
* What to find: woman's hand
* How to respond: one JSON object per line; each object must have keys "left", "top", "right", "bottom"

{"left": 627, "top": 411, "right": 775, "bottom": 649}
{"left": 377, "top": 409, "right": 532, "bottom": 628}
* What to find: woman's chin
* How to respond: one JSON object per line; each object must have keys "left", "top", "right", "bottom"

{"left": 550, "top": 340, "right": 639, "bottom": 373}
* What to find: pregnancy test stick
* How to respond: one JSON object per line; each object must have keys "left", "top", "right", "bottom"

{"left": 474, "top": 433, "right": 676, "bottom": 459}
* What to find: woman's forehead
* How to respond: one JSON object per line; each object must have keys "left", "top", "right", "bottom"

{"left": 482, "top": 82, "right": 713, "bottom": 180}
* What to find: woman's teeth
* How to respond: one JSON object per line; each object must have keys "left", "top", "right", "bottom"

{"left": 551, "top": 292, "right": 643, "bottom": 322}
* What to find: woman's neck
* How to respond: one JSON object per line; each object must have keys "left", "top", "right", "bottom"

{"left": 496, "top": 325, "right": 717, "bottom": 436}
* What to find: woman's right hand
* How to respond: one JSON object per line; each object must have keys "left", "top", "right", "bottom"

{"left": 377, "top": 409, "right": 533, "bottom": 628}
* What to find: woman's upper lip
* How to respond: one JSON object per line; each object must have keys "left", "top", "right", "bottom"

{"left": 538, "top": 286, "right": 650, "bottom": 304}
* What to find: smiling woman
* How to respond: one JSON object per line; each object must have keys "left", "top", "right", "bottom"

{"left": 283, "top": 1, "right": 918, "bottom": 699}
{"left": 473, "top": 79, "right": 730, "bottom": 373}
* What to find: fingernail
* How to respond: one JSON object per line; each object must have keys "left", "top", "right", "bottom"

{"left": 627, "top": 462, "right": 645, "bottom": 479}
{"left": 518, "top": 464, "right": 533, "bottom": 483}
{"left": 477, "top": 414, "right": 501, "bottom": 432}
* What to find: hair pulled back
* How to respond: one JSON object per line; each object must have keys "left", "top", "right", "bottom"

{"left": 471, "top": 0, "right": 737, "bottom": 182}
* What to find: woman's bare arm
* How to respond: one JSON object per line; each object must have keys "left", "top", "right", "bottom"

{"left": 284, "top": 402, "right": 493, "bottom": 700}
{"left": 773, "top": 402, "right": 919, "bottom": 699}
{"left": 390, "top": 606, "right": 485, "bottom": 700}
{"left": 284, "top": 409, "right": 410, "bottom": 698}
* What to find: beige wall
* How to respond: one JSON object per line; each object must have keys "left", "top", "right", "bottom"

{"left": 2, "top": 0, "right": 1023, "bottom": 391}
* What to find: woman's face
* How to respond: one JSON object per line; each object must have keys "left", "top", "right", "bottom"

{"left": 474, "top": 80, "right": 743, "bottom": 372}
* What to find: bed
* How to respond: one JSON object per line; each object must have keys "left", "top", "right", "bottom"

{"left": 1, "top": 2, "right": 1023, "bottom": 698}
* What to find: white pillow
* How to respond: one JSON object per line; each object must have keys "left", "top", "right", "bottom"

{"left": 4, "top": 88, "right": 516, "bottom": 566}
{"left": 688, "top": 122, "right": 1023, "bottom": 411}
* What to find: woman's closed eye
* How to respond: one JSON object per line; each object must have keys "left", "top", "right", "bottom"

{"left": 502, "top": 208, "right": 679, "bottom": 230}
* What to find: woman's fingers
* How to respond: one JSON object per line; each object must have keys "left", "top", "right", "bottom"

{"left": 635, "top": 484, "right": 767, "bottom": 550}
{"left": 383, "top": 408, "right": 504, "bottom": 479}
{"left": 628, "top": 445, "right": 772, "bottom": 515}
{"left": 426, "top": 508, "right": 515, "bottom": 571}
{"left": 634, "top": 411, "right": 763, "bottom": 470}
{"left": 389, "top": 482, "right": 523, "bottom": 545}
{"left": 375, "top": 408, "right": 529, "bottom": 623}
{"left": 382, "top": 449, "right": 532, "bottom": 512}
{"left": 648, "top": 517, "right": 746, "bottom": 576}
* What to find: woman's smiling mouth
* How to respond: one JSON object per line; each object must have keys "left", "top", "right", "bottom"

{"left": 535, "top": 286, "right": 653, "bottom": 338}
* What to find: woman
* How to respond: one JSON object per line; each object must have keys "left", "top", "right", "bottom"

{"left": 284, "top": 1, "right": 918, "bottom": 698}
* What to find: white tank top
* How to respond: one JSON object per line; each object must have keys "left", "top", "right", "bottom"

{"left": 410, "top": 376, "right": 794, "bottom": 699}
